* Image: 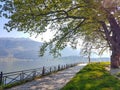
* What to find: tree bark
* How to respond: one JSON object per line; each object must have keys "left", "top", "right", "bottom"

{"left": 111, "top": 52, "right": 120, "bottom": 68}
{"left": 88, "top": 55, "right": 90, "bottom": 63}
{"left": 101, "top": 13, "right": 120, "bottom": 68}
{"left": 88, "top": 51, "right": 91, "bottom": 63}
{"left": 108, "top": 14, "right": 120, "bottom": 68}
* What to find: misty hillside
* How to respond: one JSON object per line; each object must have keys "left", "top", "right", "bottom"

{"left": 0, "top": 38, "right": 80, "bottom": 60}
{"left": 0, "top": 38, "right": 42, "bottom": 59}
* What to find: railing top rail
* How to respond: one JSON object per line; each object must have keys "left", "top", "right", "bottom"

{"left": 2, "top": 62, "right": 81, "bottom": 76}
{"left": 3, "top": 67, "right": 42, "bottom": 76}
{"left": 0, "top": 62, "right": 83, "bottom": 86}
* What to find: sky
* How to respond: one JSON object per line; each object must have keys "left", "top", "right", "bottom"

{"left": 0, "top": 17, "right": 54, "bottom": 42}
{"left": 0, "top": 17, "right": 29, "bottom": 38}
{"left": 0, "top": 16, "right": 110, "bottom": 58}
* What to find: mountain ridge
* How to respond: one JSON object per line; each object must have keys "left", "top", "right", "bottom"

{"left": 0, "top": 38, "right": 80, "bottom": 60}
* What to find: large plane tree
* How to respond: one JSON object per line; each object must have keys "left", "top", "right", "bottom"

{"left": 0, "top": 0, "right": 120, "bottom": 68}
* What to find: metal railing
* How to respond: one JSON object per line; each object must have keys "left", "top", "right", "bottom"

{"left": 0, "top": 63, "right": 81, "bottom": 86}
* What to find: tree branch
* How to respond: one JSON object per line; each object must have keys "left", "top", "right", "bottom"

{"left": 100, "top": 21, "right": 114, "bottom": 49}
{"left": 73, "top": 19, "right": 86, "bottom": 30}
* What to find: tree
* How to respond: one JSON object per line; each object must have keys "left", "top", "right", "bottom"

{"left": 80, "top": 33, "right": 107, "bottom": 63}
{"left": 81, "top": 44, "right": 92, "bottom": 63}
{"left": 0, "top": 0, "right": 120, "bottom": 68}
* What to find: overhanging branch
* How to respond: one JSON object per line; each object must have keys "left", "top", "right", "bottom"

{"left": 100, "top": 21, "right": 115, "bottom": 49}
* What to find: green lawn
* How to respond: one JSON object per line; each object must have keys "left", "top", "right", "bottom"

{"left": 61, "top": 62, "right": 120, "bottom": 90}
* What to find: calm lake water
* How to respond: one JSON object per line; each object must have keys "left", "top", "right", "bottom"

{"left": 0, "top": 59, "right": 83, "bottom": 73}
{"left": 0, "top": 58, "right": 110, "bottom": 73}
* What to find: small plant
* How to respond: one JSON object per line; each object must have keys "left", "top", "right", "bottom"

{"left": 0, "top": 86, "right": 3, "bottom": 90}
{"left": 116, "top": 72, "right": 120, "bottom": 77}
{"left": 3, "top": 79, "right": 33, "bottom": 89}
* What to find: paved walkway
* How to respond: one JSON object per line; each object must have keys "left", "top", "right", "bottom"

{"left": 7, "top": 63, "right": 87, "bottom": 90}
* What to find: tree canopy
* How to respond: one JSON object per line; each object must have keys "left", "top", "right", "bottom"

{"left": 1, "top": 0, "right": 120, "bottom": 68}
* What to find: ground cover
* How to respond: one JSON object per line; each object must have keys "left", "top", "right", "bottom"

{"left": 62, "top": 62, "right": 120, "bottom": 90}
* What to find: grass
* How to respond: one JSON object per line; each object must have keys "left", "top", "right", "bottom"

{"left": 116, "top": 72, "right": 120, "bottom": 77}
{"left": 61, "top": 62, "right": 120, "bottom": 90}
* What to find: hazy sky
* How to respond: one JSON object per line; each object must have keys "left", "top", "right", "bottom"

{"left": 0, "top": 17, "right": 110, "bottom": 57}
{"left": 0, "top": 17, "right": 54, "bottom": 42}
{"left": 0, "top": 17, "right": 29, "bottom": 38}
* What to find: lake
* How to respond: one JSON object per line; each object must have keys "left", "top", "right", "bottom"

{"left": 0, "top": 58, "right": 110, "bottom": 73}
{"left": 0, "top": 59, "right": 84, "bottom": 73}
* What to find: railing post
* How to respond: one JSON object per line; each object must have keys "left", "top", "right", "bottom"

{"left": 62, "top": 65, "right": 63, "bottom": 69}
{"left": 54, "top": 66, "right": 56, "bottom": 72}
{"left": 50, "top": 67, "right": 52, "bottom": 73}
{"left": 20, "top": 71, "right": 24, "bottom": 81}
{"left": 66, "top": 64, "right": 67, "bottom": 68}
{"left": 58, "top": 65, "right": 60, "bottom": 71}
{"left": 33, "top": 70, "right": 36, "bottom": 78}
{"left": 0, "top": 72, "right": 3, "bottom": 85}
{"left": 42, "top": 67, "right": 45, "bottom": 76}
{"left": 64, "top": 65, "right": 66, "bottom": 69}
{"left": 67, "top": 64, "right": 69, "bottom": 68}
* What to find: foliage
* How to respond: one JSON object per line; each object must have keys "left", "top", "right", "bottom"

{"left": 0, "top": 0, "right": 120, "bottom": 57}
{"left": 61, "top": 62, "right": 120, "bottom": 90}
{"left": 0, "top": 0, "right": 120, "bottom": 60}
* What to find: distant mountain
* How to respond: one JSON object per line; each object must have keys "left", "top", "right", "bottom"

{"left": 58, "top": 56, "right": 87, "bottom": 62}
{"left": 59, "top": 56, "right": 110, "bottom": 62}
{"left": 0, "top": 38, "right": 80, "bottom": 60}
{"left": 59, "top": 56, "right": 85, "bottom": 60}
{"left": 91, "top": 57, "right": 110, "bottom": 62}
{"left": 0, "top": 38, "right": 45, "bottom": 59}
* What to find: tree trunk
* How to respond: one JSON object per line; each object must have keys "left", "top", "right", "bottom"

{"left": 111, "top": 52, "right": 120, "bottom": 68}
{"left": 107, "top": 14, "right": 120, "bottom": 68}
{"left": 88, "top": 55, "right": 90, "bottom": 63}
{"left": 88, "top": 52, "right": 91, "bottom": 63}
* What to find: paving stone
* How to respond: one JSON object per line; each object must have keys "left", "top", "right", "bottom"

{"left": 6, "top": 64, "right": 87, "bottom": 90}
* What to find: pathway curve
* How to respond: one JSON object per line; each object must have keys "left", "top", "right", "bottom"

{"left": 7, "top": 63, "right": 87, "bottom": 90}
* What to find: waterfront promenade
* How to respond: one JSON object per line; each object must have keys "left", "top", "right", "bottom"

{"left": 7, "top": 63, "right": 87, "bottom": 90}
